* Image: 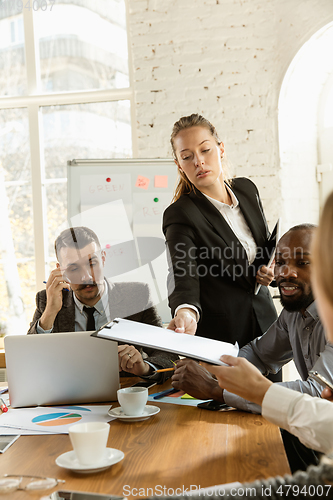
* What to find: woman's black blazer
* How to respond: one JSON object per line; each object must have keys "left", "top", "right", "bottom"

{"left": 163, "top": 177, "right": 277, "bottom": 347}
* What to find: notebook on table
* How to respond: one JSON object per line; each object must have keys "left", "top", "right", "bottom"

{"left": 5, "top": 332, "right": 120, "bottom": 408}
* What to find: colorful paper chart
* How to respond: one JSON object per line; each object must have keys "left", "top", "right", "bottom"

{"left": 0, "top": 405, "right": 112, "bottom": 435}
{"left": 33, "top": 412, "right": 80, "bottom": 426}
{"left": 32, "top": 406, "right": 92, "bottom": 426}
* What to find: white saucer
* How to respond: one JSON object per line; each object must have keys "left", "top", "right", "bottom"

{"left": 108, "top": 405, "right": 160, "bottom": 422}
{"left": 55, "top": 448, "right": 124, "bottom": 473}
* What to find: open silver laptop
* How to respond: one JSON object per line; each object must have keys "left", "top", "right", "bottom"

{"left": 5, "top": 332, "right": 120, "bottom": 408}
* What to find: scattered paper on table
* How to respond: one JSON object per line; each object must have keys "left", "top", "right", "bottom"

{"left": 148, "top": 392, "right": 208, "bottom": 407}
{"left": 0, "top": 405, "right": 114, "bottom": 435}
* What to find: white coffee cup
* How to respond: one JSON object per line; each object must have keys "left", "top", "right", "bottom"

{"left": 117, "top": 387, "right": 148, "bottom": 416}
{"left": 68, "top": 421, "right": 110, "bottom": 465}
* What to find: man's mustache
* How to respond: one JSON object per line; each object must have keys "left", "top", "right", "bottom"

{"left": 77, "top": 282, "right": 97, "bottom": 290}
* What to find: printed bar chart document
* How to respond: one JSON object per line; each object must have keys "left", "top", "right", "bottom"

{"left": 92, "top": 318, "right": 238, "bottom": 365}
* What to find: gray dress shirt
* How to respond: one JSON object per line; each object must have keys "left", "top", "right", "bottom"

{"left": 224, "top": 301, "right": 333, "bottom": 413}
{"left": 72, "top": 282, "right": 110, "bottom": 331}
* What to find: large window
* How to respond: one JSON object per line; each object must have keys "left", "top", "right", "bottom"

{"left": 0, "top": 0, "right": 134, "bottom": 334}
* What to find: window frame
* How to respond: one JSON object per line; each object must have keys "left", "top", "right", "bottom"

{"left": 0, "top": 0, "right": 137, "bottom": 291}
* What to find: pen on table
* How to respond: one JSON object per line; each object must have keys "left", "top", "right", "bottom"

{"left": 154, "top": 367, "right": 175, "bottom": 373}
{"left": 153, "top": 388, "right": 178, "bottom": 400}
{"left": 43, "top": 280, "right": 69, "bottom": 291}
{"left": 0, "top": 397, "right": 8, "bottom": 413}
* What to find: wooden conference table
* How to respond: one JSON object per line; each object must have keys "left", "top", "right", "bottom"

{"left": 1, "top": 379, "right": 290, "bottom": 500}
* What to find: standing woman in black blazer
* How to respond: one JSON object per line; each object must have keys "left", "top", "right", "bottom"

{"left": 164, "top": 114, "right": 277, "bottom": 349}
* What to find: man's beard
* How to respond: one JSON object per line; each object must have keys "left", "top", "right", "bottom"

{"left": 279, "top": 287, "right": 314, "bottom": 312}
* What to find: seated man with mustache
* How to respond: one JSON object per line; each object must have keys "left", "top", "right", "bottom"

{"left": 172, "top": 224, "right": 333, "bottom": 471}
{"left": 28, "top": 226, "right": 177, "bottom": 380}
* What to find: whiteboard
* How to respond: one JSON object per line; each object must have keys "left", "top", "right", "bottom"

{"left": 67, "top": 159, "right": 178, "bottom": 323}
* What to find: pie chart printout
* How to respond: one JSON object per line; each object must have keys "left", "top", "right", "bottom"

{"left": 31, "top": 407, "right": 91, "bottom": 427}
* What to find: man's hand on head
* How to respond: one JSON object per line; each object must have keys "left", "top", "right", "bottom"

{"left": 39, "top": 268, "right": 70, "bottom": 330}
{"left": 171, "top": 359, "right": 224, "bottom": 401}
{"left": 118, "top": 344, "right": 151, "bottom": 377}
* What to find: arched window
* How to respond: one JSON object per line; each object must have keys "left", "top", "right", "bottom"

{"left": 278, "top": 22, "right": 333, "bottom": 232}
{"left": 318, "top": 67, "right": 333, "bottom": 206}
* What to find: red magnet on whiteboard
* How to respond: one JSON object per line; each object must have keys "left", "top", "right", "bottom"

{"left": 106, "top": 177, "right": 111, "bottom": 182}
{"left": 106, "top": 244, "right": 111, "bottom": 248}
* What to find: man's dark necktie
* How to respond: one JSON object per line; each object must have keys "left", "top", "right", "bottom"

{"left": 83, "top": 306, "right": 96, "bottom": 331}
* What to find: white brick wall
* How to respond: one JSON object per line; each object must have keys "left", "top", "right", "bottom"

{"left": 127, "top": 0, "right": 333, "bottom": 228}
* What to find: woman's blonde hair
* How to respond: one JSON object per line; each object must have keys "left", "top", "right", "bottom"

{"left": 170, "top": 113, "right": 232, "bottom": 202}
{"left": 312, "top": 191, "right": 333, "bottom": 307}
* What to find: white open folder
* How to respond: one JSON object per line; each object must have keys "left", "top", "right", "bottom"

{"left": 92, "top": 318, "right": 238, "bottom": 365}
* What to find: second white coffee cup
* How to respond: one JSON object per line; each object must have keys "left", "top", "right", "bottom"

{"left": 117, "top": 387, "right": 148, "bottom": 416}
{"left": 69, "top": 421, "right": 110, "bottom": 465}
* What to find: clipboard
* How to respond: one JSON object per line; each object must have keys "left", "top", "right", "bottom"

{"left": 92, "top": 318, "right": 239, "bottom": 365}
{"left": 254, "top": 218, "right": 280, "bottom": 296}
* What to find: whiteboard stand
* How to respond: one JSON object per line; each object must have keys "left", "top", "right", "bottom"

{"left": 67, "top": 159, "right": 178, "bottom": 324}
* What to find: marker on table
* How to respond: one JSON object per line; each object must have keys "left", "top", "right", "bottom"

{"left": 153, "top": 388, "right": 178, "bottom": 400}
{"left": 0, "top": 397, "right": 8, "bottom": 413}
{"left": 43, "top": 281, "right": 69, "bottom": 292}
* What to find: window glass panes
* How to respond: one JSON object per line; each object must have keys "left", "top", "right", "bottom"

{"left": 41, "top": 99, "right": 132, "bottom": 264}
{"left": 0, "top": 0, "right": 133, "bottom": 337}
{"left": 0, "top": 5, "right": 27, "bottom": 96}
{"left": 34, "top": 0, "right": 129, "bottom": 93}
{"left": 45, "top": 181, "right": 66, "bottom": 269}
{"left": 0, "top": 108, "right": 34, "bottom": 333}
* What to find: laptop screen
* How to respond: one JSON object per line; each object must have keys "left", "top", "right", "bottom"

{"left": 5, "top": 332, "right": 119, "bottom": 408}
